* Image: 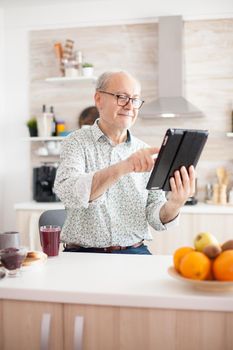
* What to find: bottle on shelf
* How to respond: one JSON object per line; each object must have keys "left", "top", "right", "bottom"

{"left": 53, "top": 42, "right": 64, "bottom": 76}
{"left": 37, "top": 104, "right": 53, "bottom": 137}
{"left": 228, "top": 188, "right": 233, "bottom": 205}
{"left": 50, "top": 106, "right": 57, "bottom": 136}
{"left": 75, "top": 50, "right": 83, "bottom": 76}
{"left": 231, "top": 104, "right": 233, "bottom": 132}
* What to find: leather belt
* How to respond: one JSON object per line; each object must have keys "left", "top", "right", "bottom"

{"left": 65, "top": 240, "right": 143, "bottom": 253}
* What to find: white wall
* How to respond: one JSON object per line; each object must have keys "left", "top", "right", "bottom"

{"left": 1, "top": 0, "right": 233, "bottom": 231}
{"left": 0, "top": 8, "right": 5, "bottom": 231}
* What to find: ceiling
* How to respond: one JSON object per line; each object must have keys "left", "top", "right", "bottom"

{"left": 1, "top": 0, "right": 233, "bottom": 18}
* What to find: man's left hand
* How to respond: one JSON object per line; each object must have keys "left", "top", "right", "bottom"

{"left": 168, "top": 165, "right": 195, "bottom": 207}
{"left": 160, "top": 165, "right": 195, "bottom": 224}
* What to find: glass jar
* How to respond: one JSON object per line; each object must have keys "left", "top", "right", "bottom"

{"left": 56, "top": 121, "right": 65, "bottom": 135}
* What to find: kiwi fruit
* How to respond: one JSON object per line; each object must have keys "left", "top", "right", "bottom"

{"left": 221, "top": 240, "right": 233, "bottom": 251}
{"left": 203, "top": 244, "right": 222, "bottom": 259}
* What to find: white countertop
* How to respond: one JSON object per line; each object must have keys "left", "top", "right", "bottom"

{"left": 0, "top": 253, "right": 232, "bottom": 311}
{"left": 14, "top": 201, "right": 64, "bottom": 210}
{"left": 14, "top": 201, "right": 233, "bottom": 214}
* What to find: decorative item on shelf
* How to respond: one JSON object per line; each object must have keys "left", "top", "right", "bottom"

{"left": 56, "top": 120, "right": 66, "bottom": 136}
{"left": 64, "top": 59, "right": 78, "bottom": 77}
{"left": 205, "top": 183, "right": 213, "bottom": 202}
{"left": 75, "top": 50, "right": 83, "bottom": 76}
{"left": 231, "top": 103, "right": 233, "bottom": 133}
{"left": 61, "top": 39, "right": 74, "bottom": 76}
{"left": 26, "top": 117, "right": 38, "bottom": 137}
{"left": 37, "top": 105, "right": 53, "bottom": 137}
{"left": 228, "top": 187, "right": 233, "bottom": 205}
{"left": 211, "top": 167, "right": 230, "bottom": 205}
{"left": 82, "top": 62, "right": 94, "bottom": 77}
{"left": 54, "top": 42, "right": 64, "bottom": 76}
{"left": 46, "top": 141, "right": 61, "bottom": 155}
{"left": 229, "top": 188, "right": 233, "bottom": 205}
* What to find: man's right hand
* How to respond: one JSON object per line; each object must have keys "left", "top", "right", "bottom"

{"left": 124, "top": 147, "right": 159, "bottom": 173}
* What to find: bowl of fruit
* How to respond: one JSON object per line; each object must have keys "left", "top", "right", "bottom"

{"left": 168, "top": 233, "right": 233, "bottom": 292}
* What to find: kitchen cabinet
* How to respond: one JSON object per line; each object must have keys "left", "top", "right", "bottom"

{"left": 64, "top": 304, "right": 233, "bottom": 350}
{"left": 64, "top": 304, "right": 119, "bottom": 350}
{"left": 1, "top": 300, "right": 63, "bottom": 350}
{"left": 14, "top": 202, "right": 64, "bottom": 250}
{"left": 0, "top": 300, "right": 3, "bottom": 350}
{"left": 0, "top": 302, "right": 231, "bottom": 350}
{"left": 150, "top": 210, "right": 233, "bottom": 254}
{"left": 1, "top": 300, "right": 232, "bottom": 350}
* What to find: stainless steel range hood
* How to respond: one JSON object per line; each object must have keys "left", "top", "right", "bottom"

{"left": 141, "top": 16, "right": 204, "bottom": 118}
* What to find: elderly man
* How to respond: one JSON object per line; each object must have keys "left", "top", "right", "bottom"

{"left": 54, "top": 71, "right": 195, "bottom": 254}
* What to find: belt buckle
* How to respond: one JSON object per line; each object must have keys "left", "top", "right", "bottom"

{"left": 103, "top": 246, "right": 121, "bottom": 253}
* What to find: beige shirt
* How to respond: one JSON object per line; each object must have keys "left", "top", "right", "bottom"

{"left": 54, "top": 121, "right": 179, "bottom": 247}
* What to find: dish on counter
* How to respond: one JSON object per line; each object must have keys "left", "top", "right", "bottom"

{"left": 22, "top": 251, "right": 47, "bottom": 267}
{"left": 168, "top": 266, "right": 233, "bottom": 292}
{"left": 0, "top": 268, "right": 6, "bottom": 279}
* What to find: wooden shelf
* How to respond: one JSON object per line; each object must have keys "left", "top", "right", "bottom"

{"left": 22, "top": 136, "right": 65, "bottom": 141}
{"left": 45, "top": 76, "right": 97, "bottom": 83}
{"left": 226, "top": 132, "right": 233, "bottom": 137}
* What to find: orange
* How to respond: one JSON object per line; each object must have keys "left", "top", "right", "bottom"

{"left": 179, "top": 251, "right": 211, "bottom": 280}
{"left": 213, "top": 250, "right": 233, "bottom": 281}
{"left": 173, "top": 246, "right": 194, "bottom": 272}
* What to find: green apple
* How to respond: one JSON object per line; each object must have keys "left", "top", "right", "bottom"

{"left": 194, "top": 232, "right": 219, "bottom": 252}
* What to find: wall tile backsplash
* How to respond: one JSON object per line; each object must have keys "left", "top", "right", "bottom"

{"left": 30, "top": 19, "right": 233, "bottom": 200}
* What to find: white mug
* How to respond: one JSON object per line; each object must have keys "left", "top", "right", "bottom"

{"left": 0, "top": 232, "right": 21, "bottom": 250}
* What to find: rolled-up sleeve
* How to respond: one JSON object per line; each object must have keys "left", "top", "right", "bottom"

{"left": 146, "top": 189, "right": 180, "bottom": 231}
{"left": 54, "top": 136, "right": 94, "bottom": 208}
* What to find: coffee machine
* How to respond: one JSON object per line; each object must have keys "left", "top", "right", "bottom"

{"left": 33, "top": 165, "right": 60, "bottom": 202}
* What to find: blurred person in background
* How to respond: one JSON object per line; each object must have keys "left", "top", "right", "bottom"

{"left": 78, "top": 106, "right": 99, "bottom": 128}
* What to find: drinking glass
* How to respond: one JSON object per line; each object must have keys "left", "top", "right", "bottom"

{"left": 39, "top": 225, "right": 61, "bottom": 257}
{"left": 0, "top": 247, "right": 27, "bottom": 277}
{"left": 0, "top": 232, "right": 20, "bottom": 250}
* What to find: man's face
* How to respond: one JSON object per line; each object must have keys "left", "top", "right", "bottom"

{"left": 95, "top": 73, "right": 141, "bottom": 131}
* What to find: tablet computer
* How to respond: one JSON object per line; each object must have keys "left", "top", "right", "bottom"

{"left": 146, "top": 128, "right": 208, "bottom": 191}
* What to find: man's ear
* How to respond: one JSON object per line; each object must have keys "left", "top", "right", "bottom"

{"left": 94, "top": 91, "right": 102, "bottom": 110}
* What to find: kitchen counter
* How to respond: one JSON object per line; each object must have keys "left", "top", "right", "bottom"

{"left": 14, "top": 201, "right": 233, "bottom": 214}
{"left": 14, "top": 201, "right": 64, "bottom": 211}
{"left": 0, "top": 253, "right": 232, "bottom": 311}
{"left": 14, "top": 202, "right": 233, "bottom": 254}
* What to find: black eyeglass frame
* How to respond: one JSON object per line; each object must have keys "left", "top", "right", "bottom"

{"left": 98, "top": 90, "right": 145, "bottom": 109}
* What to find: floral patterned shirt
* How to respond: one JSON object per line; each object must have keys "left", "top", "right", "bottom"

{"left": 54, "top": 121, "right": 179, "bottom": 247}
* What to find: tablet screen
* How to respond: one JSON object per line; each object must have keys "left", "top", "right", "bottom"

{"left": 146, "top": 128, "right": 208, "bottom": 191}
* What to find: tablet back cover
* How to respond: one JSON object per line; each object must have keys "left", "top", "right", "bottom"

{"left": 146, "top": 129, "right": 184, "bottom": 190}
{"left": 146, "top": 129, "right": 208, "bottom": 191}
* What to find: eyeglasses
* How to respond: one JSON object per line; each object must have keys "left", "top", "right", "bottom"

{"left": 98, "top": 90, "right": 144, "bottom": 109}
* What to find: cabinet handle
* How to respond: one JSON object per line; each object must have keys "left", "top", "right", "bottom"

{"left": 74, "top": 315, "right": 84, "bottom": 350}
{"left": 40, "top": 313, "right": 51, "bottom": 350}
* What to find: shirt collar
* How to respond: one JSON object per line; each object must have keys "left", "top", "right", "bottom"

{"left": 91, "top": 119, "right": 132, "bottom": 145}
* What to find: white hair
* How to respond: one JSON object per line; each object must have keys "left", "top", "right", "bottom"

{"left": 95, "top": 70, "right": 141, "bottom": 91}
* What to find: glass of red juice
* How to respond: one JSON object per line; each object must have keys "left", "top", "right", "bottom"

{"left": 39, "top": 225, "right": 61, "bottom": 257}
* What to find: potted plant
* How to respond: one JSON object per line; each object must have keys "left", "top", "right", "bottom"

{"left": 82, "top": 62, "right": 94, "bottom": 77}
{"left": 26, "top": 117, "right": 38, "bottom": 137}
